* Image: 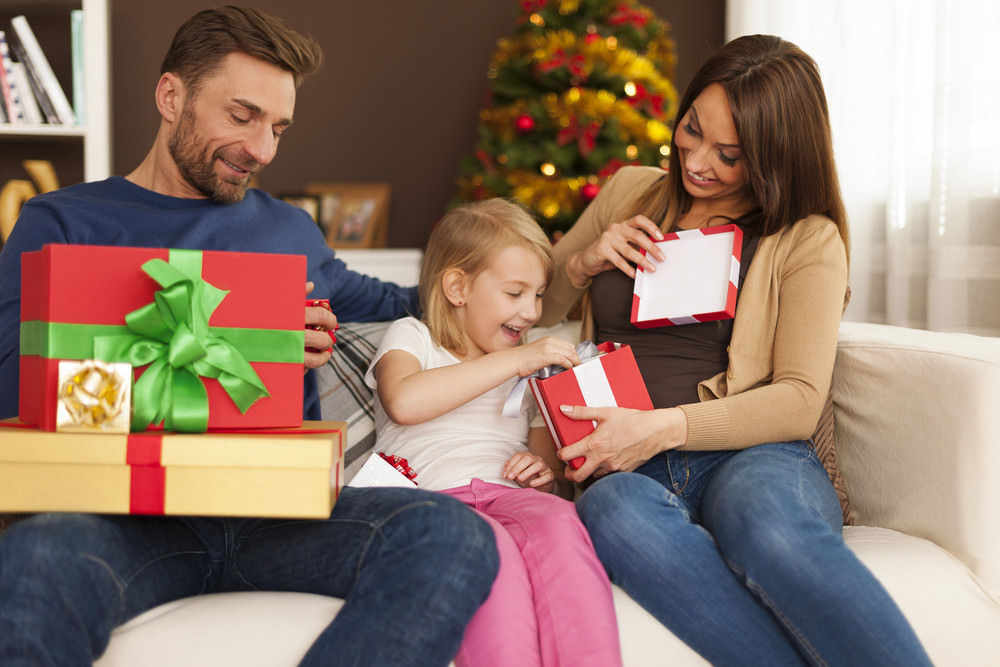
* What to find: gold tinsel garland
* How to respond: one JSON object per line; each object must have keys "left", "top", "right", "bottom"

{"left": 489, "top": 29, "right": 676, "bottom": 115}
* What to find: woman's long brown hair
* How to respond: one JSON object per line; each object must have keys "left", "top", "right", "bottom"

{"left": 630, "top": 34, "right": 850, "bottom": 265}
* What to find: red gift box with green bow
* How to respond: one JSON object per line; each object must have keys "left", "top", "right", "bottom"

{"left": 19, "top": 244, "right": 306, "bottom": 432}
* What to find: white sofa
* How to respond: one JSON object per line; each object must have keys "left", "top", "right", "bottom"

{"left": 90, "top": 319, "right": 1000, "bottom": 666}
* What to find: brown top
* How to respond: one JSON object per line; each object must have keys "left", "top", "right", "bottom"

{"left": 589, "top": 228, "right": 759, "bottom": 409}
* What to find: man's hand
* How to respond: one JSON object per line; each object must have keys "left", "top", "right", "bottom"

{"left": 304, "top": 282, "right": 338, "bottom": 370}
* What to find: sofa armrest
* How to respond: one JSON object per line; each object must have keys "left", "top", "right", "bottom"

{"left": 833, "top": 321, "right": 1000, "bottom": 597}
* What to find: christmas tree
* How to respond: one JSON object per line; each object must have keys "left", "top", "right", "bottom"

{"left": 455, "top": 0, "right": 678, "bottom": 239}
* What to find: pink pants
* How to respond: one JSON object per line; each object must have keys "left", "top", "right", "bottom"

{"left": 442, "top": 479, "right": 622, "bottom": 667}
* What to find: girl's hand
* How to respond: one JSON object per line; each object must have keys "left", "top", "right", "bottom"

{"left": 556, "top": 405, "right": 687, "bottom": 484}
{"left": 504, "top": 451, "right": 556, "bottom": 493}
{"left": 566, "top": 215, "right": 666, "bottom": 286}
{"left": 510, "top": 336, "right": 580, "bottom": 378}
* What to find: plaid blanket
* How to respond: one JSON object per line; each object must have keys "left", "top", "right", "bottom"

{"left": 316, "top": 321, "right": 392, "bottom": 483}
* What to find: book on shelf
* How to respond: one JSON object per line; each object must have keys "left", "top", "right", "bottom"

{"left": 70, "top": 9, "right": 84, "bottom": 126}
{"left": 0, "top": 29, "right": 25, "bottom": 124}
{"left": 10, "top": 60, "right": 44, "bottom": 124}
{"left": 9, "top": 14, "right": 77, "bottom": 125}
{"left": 6, "top": 33, "right": 59, "bottom": 124}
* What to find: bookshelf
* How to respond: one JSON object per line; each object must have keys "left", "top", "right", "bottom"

{"left": 0, "top": 0, "right": 110, "bottom": 184}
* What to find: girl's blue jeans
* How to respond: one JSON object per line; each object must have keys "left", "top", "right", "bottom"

{"left": 576, "top": 441, "right": 933, "bottom": 667}
{"left": 0, "top": 486, "right": 498, "bottom": 667}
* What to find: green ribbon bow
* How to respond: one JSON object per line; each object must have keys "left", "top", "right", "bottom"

{"left": 93, "top": 250, "right": 271, "bottom": 432}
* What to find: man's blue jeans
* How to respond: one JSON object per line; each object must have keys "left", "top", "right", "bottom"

{"left": 576, "top": 441, "right": 932, "bottom": 667}
{"left": 0, "top": 486, "right": 498, "bottom": 667}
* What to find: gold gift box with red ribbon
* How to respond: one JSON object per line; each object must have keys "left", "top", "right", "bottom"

{"left": 19, "top": 244, "right": 307, "bottom": 432}
{"left": 0, "top": 420, "right": 345, "bottom": 518}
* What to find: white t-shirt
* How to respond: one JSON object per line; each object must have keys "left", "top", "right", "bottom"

{"left": 364, "top": 317, "right": 535, "bottom": 491}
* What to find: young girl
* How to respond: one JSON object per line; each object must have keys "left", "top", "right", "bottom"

{"left": 364, "top": 199, "right": 623, "bottom": 667}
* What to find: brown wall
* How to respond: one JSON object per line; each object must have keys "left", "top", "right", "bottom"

{"left": 110, "top": 0, "right": 724, "bottom": 249}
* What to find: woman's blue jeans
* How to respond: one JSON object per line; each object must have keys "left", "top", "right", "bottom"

{"left": 576, "top": 441, "right": 932, "bottom": 667}
{"left": 0, "top": 486, "right": 498, "bottom": 667}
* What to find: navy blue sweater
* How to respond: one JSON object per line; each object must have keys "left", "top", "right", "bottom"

{"left": 0, "top": 176, "right": 419, "bottom": 420}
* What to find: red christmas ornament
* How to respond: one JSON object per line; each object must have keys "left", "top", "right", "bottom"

{"left": 581, "top": 183, "right": 601, "bottom": 202}
{"left": 515, "top": 114, "right": 536, "bottom": 134}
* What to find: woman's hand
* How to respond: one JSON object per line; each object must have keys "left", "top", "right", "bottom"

{"left": 556, "top": 405, "right": 688, "bottom": 483}
{"left": 509, "top": 335, "right": 580, "bottom": 378}
{"left": 566, "top": 215, "right": 666, "bottom": 287}
{"left": 504, "top": 451, "right": 556, "bottom": 493}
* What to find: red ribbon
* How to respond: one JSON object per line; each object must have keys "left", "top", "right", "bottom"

{"left": 378, "top": 453, "right": 418, "bottom": 484}
{"left": 557, "top": 116, "right": 601, "bottom": 157}
{"left": 126, "top": 434, "right": 166, "bottom": 514}
{"left": 626, "top": 82, "right": 667, "bottom": 120}
{"left": 536, "top": 50, "right": 587, "bottom": 81}
{"left": 608, "top": 4, "right": 649, "bottom": 28}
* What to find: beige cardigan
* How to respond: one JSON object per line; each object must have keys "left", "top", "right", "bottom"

{"left": 541, "top": 166, "right": 849, "bottom": 451}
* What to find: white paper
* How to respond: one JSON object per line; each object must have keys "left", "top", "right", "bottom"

{"left": 634, "top": 229, "right": 737, "bottom": 323}
{"left": 347, "top": 452, "right": 417, "bottom": 488}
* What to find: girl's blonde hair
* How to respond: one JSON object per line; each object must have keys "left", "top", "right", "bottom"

{"left": 420, "top": 199, "right": 553, "bottom": 355}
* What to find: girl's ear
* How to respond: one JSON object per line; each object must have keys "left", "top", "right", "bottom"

{"left": 441, "top": 269, "right": 467, "bottom": 307}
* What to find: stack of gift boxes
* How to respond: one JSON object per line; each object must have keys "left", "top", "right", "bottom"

{"left": 0, "top": 244, "right": 345, "bottom": 519}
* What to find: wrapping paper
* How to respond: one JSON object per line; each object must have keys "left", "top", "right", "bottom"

{"left": 348, "top": 452, "right": 419, "bottom": 488}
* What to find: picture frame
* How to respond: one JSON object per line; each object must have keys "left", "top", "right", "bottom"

{"left": 304, "top": 183, "right": 391, "bottom": 249}
{"left": 279, "top": 194, "right": 323, "bottom": 224}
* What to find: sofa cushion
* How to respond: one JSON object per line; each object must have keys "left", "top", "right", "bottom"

{"left": 811, "top": 386, "right": 853, "bottom": 524}
{"left": 315, "top": 321, "right": 389, "bottom": 483}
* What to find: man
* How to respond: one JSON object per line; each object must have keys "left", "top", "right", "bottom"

{"left": 0, "top": 8, "right": 497, "bottom": 666}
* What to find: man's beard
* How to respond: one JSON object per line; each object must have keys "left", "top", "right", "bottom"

{"left": 168, "top": 105, "right": 261, "bottom": 204}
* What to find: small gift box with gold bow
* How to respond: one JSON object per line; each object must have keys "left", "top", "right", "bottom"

{"left": 19, "top": 244, "right": 306, "bottom": 432}
{"left": 0, "top": 419, "right": 344, "bottom": 518}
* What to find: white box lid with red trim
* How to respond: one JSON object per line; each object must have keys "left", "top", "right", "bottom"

{"left": 631, "top": 224, "right": 743, "bottom": 328}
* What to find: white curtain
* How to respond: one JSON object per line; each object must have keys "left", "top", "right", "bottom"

{"left": 727, "top": 0, "right": 1000, "bottom": 335}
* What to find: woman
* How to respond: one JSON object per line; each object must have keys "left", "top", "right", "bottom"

{"left": 541, "top": 34, "right": 932, "bottom": 666}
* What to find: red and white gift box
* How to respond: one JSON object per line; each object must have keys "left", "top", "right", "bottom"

{"left": 631, "top": 224, "right": 743, "bottom": 328}
{"left": 530, "top": 342, "right": 653, "bottom": 468}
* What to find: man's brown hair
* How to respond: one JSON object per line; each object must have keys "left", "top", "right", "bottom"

{"left": 160, "top": 6, "right": 323, "bottom": 96}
